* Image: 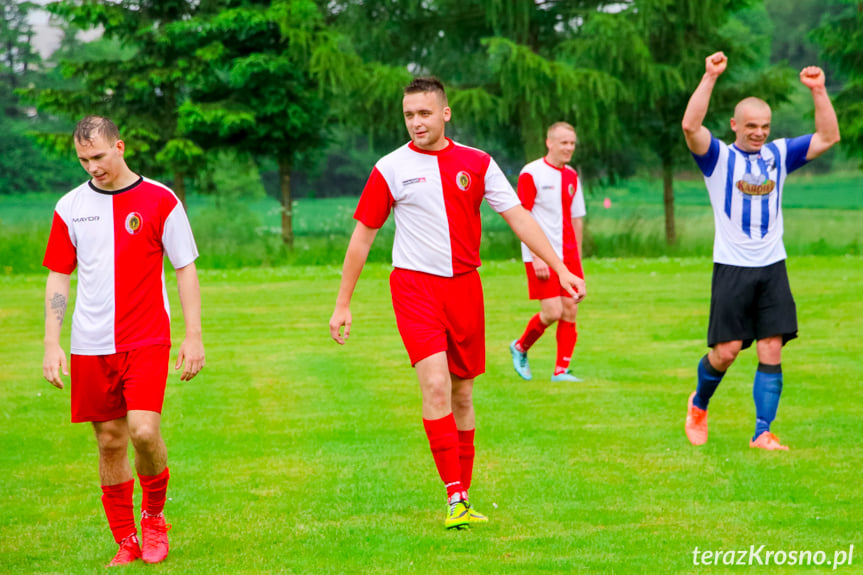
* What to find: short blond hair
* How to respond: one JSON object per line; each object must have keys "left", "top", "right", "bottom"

{"left": 547, "top": 121, "right": 575, "bottom": 139}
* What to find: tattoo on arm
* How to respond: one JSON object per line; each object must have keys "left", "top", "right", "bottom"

{"left": 49, "top": 292, "right": 67, "bottom": 326}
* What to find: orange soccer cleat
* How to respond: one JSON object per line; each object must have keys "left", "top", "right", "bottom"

{"left": 750, "top": 431, "right": 789, "bottom": 451}
{"left": 685, "top": 392, "right": 708, "bottom": 446}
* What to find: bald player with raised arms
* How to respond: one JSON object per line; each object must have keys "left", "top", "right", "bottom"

{"left": 681, "top": 51, "right": 840, "bottom": 451}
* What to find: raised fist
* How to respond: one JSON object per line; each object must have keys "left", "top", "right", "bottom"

{"left": 706, "top": 52, "right": 727, "bottom": 77}
{"left": 799, "top": 66, "right": 825, "bottom": 90}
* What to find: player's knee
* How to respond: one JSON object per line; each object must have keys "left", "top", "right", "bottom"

{"left": 129, "top": 423, "right": 162, "bottom": 452}
{"left": 96, "top": 435, "right": 127, "bottom": 457}
{"left": 93, "top": 423, "right": 127, "bottom": 452}
{"left": 541, "top": 308, "right": 562, "bottom": 324}
{"left": 713, "top": 345, "right": 741, "bottom": 368}
{"left": 421, "top": 377, "right": 450, "bottom": 411}
{"left": 452, "top": 389, "right": 473, "bottom": 413}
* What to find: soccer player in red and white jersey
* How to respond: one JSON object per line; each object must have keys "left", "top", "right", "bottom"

{"left": 509, "top": 122, "right": 586, "bottom": 383}
{"left": 42, "top": 116, "right": 205, "bottom": 566}
{"left": 329, "top": 78, "right": 586, "bottom": 530}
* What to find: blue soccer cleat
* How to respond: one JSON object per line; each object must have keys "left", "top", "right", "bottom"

{"left": 551, "top": 369, "right": 583, "bottom": 382}
{"left": 509, "top": 340, "right": 532, "bottom": 380}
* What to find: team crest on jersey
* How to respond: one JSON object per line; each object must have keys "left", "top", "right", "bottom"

{"left": 568, "top": 183, "right": 575, "bottom": 197}
{"left": 456, "top": 171, "right": 471, "bottom": 191}
{"left": 125, "top": 212, "right": 143, "bottom": 235}
{"left": 736, "top": 173, "right": 776, "bottom": 196}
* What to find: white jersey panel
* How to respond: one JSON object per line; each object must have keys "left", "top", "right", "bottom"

{"left": 480, "top": 156, "right": 520, "bottom": 214}
{"left": 375, "top": 145, "right": 454, "bottom": 277}
{"left": 572, "top": 179, "right": 586, "bottom": 218}
{"left": 55, "top": 185, "right": 118, "bottom": 355}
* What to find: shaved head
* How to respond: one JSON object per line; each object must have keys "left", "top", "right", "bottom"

{"left": 731, "top": 97, "right": 772, "bottom": 153}
{"left": 734, "top": 97, "right": 771, "bottom": 122}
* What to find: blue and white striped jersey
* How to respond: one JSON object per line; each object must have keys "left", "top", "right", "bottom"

{"left": 692, "top": 134, "right": 812, "bottom": 267}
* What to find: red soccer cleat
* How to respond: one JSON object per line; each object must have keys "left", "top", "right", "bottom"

{"left": 685, "top": 391, "right": 708, "bottom": 446}
{"left": 141, "top": 513, "right": 172, "bottom": 564}
{"left": 107, "top": 534, "right": 142, "bottom": 567}
{"left": 750, "top": 431, "right": 789, "bottom": 451}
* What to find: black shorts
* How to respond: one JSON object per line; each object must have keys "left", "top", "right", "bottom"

{"left": 707, "top": 260, "right": 797, "bottom": 349}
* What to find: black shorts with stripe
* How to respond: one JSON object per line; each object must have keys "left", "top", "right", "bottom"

{"left": 707, "top": 260, "right": 797, "bottom": 349}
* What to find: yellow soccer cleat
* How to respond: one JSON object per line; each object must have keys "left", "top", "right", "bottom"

{"left": 445, "top": 500, "right": 471, "bottom": 530}
{"left": 464, "top": 501, "right": 488, "bottom": 525}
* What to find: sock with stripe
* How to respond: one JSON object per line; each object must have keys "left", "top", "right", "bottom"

{"left": 753, "top": 363, "right": 783, "bottom": 440}
{"left": 422, "top": 414, "right": 463, "bottom": 498}
{"left": 101, "top": 479, "right": 137, "bottom": 544}
{"left": 457, "top": 429, "right": 475, "bottom": 491}
{"left": 138, "top": 467, "right": 170, "bottom": 516}
{"left": 553, "top": 320, "right": 577, "bottom": 375}
{"left": 694, "top": 354, "right": 725, "bottom": 411}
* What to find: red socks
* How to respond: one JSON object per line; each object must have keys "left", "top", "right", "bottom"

{"left": 517, "top": 313, "right": 549, "bottom": 352}
{"left": 554, "top": 320, "right": 577, "bottom": 375}
{"left": 101, "top": 480, "right": 136, "bottom": 543}
{"left": 138, "top": 467, "right": 170, "bottom": 516}
{"left": 518, "top": 314, "right": 578, "bottom": 374}
{"left": 423, "top": 414, "right": 463, "bottom": 498}
{"left": 458, "top": 429, "right": 475, "bottom": 491}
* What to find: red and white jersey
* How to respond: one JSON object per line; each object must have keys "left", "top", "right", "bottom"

{"left": 43, "top": 177, "right": 199, "bottom": 356}
{"left": 517, "top": 157, "right": 586, "bottom": 263}
{"left": 354, "top": 139, "right": 521, "bottom": 277}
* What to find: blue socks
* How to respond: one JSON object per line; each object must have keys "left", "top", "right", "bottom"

{"left": 694, "top": 354, "right": 725, "bottom": 411}
{"left": 753, "top": 363, "right": 783, "bottom": 440}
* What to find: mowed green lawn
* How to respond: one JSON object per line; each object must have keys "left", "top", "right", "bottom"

{"left": 1, "top": 257, "right": 861, "bottom": 574}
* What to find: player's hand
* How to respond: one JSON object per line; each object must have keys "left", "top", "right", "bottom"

{"left": 176, "top": 335, "right": 205, "bottom": 381}
{"left": 43, "top": 343, "right": 68, "bottom": 389}
{"left": 705, "top": 52, "right": 727, "bottom": 77}
{"left": 799, "top": 66, "right": 826, "bottom": 90}
{"left": 533, "top": 257, "right": 551, "bottom": 280}
{"left": 329, "top": 305, "right": 352, "bottom": 345}
{"left": 558, "top": 269, "right": 586, "bottom": 303}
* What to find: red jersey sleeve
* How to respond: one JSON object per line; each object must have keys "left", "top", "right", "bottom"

{"left": 43, "top": 211, "right": 77, "bottom": 274}
{"left": 354, "top": 166, "right": 394, "bottom": 229}
{"left": 517, "top": 172, "right": 538, "bottom": 211}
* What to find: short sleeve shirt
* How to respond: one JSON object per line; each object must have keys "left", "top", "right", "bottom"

{"left": 691, "top": 134, "right": 811, "bottom": 267}
{"left": 517, "top": 157, "right": 585, "bottom": 263}
{"left": 354, "top": 139, "right": 521, "bottom": 277}
{"left": 43, "top": 177, "right": 199, "bottom": 355}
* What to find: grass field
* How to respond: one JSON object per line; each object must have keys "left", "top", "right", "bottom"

{"left": 2, "top": 256, "right": 861, "bottom": 574}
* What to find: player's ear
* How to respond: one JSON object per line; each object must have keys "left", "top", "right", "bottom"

{"left": 116, "top": 140, "right": 126, "bottom": 155}
{"left": 443, "top": 106, "right": 452, "bottom": 122}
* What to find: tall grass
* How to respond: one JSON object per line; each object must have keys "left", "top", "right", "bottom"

{"left": 2, "top": 173, "right": 860, "bottom": 273}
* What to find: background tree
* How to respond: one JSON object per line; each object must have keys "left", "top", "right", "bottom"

{"left": 0, "top": 0, "right": 81, "bottom": 195}
{"left": 26, "top": 0, "right": 206, "bottom": 204}
{"left": 174, "top": 0, "right": 354, "bottom": 246}
{"left": 812, "top": 0, "right": 863, "bottom": 164}
{"left": 1, "top": 0, "right": 38, "bottom": 95}
{"left": 574, "top": 0, "right": 793, "bottom": 244}
{"left": 326, "top": 0, "right": 623, "bottom": 177}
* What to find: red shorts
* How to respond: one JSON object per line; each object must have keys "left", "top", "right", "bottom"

{"left": 390, "top": 268, "right": 485, "bottom": 379}
{"left": 525, "top": 259, "right": 584, "bottom": 300}
{"left": 70, "top": 345, "right": 170, "bottom": 423}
